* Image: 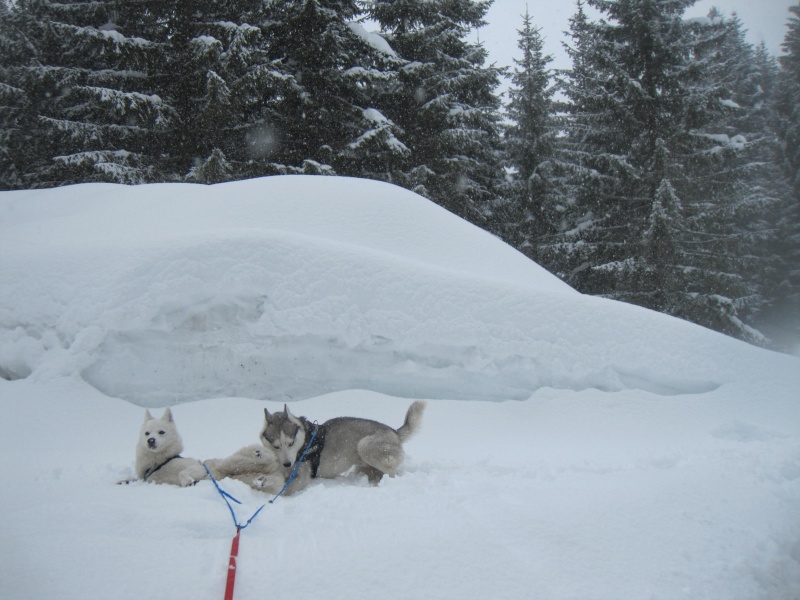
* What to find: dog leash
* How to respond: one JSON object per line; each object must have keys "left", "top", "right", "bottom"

{"left": 202, "top": 464, "right": 265, "bottom": 600}
{"left": 203, "top": 425, "right": 319, "bottom": 600}
{"left": 203, "top": 463, "right": 267, "bottom": 529}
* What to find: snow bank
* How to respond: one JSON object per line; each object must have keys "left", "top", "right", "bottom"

{"left": 0, "top": 176, "right": 791, "bottom": 406}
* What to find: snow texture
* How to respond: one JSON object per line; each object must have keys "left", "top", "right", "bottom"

{"left": 347, "top": 21, "right": 397, "bottom": 57}
{"left": 1, "top": 175, "right": 799, "bottom": 600}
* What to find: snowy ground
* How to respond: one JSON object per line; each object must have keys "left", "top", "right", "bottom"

{"left": 1, "top": 176, "right": 799, "bottom": 599}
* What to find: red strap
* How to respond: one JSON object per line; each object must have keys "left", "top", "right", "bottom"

{"left": 224, "top": 527, "right": 241, "bottom": 600}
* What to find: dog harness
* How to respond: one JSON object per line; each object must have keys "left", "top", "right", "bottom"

{"left": 143, "top": 454, "right": 182, "bottom": 481}
{"left": 299, "top": 423, "right": 326, "bottom": 478}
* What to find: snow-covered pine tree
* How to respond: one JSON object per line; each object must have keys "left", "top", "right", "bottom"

{"left": 159, "top": 0, "right": 302, "bottom": 181}
{"left": 553, "top": 0, "right": 774, "bottom": 343}
{"left": 261, "top": 0, "right": 406, "bottom": 178}
{"left": 671, "top": 10, "right": 800, "bottom": 348}
{"left": 4, "top": 0, "right": 170, "bottom": 186}
{"left": 698, "top": 16, "right": 797, "bottom": 348}
{"left": 157, "top": 0, "right": 235, "bottom": 178}
{"left": 368, "top": 0, "right": 505, "bottom": 223}
{"left": 499, "top": 8, "right": 561, "bottom": 257}
{"left": 0, "top": 0, "right": 65, "bottom": 188}
{"left": 0, "top": 0, "right": 33, "bottom": 188}
{"left": 778, "top": 2, "right": 800, "bottom": 195}
{"left": 542, "top": 0, "right": 614, "bottom": 282}
{"left": 643, "top": 140, "right": 686, "bottom": 313}
{"left": 769, "top": 1, "right": 800, "bottom": 349}
{"left": 186, "top": 147, "right": 232, "bottom": 184}
{"left": 335, "top": 20, "right": 409, "bottom": 182}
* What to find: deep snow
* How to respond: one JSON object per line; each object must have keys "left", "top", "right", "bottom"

{"left": 1, "top": 175, "right": 799, "bottom": 600}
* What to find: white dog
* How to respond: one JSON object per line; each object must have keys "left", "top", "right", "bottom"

{"left": 130, "top": 408, "right": 207, "bottom": 486}
{"left": 121, "top": 408, "right": 287, "bottom": 493}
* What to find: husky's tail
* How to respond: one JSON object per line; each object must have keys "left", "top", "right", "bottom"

{"left": 396, "top": 400, "right": 427, "bottom": 442}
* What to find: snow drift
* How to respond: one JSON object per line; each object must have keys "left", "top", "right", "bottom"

{"left": 1, "top": 175, "right": 799, "bottom": 600}
{"left": 0, "top": 175, "right": 777, "bottom": 405}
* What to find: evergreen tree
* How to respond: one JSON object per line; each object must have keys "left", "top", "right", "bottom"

{"left": 770, "top": 1, "right": 800, "bottom": 349}
{"left": 0, "top": 0, "right": 305, "bottom": 184}
{"left": 500, "top": 9, "right": 561, "bottom": 256}
{"left": 0, "top": 0, "right": 33, "bottom": 188}
{"left": 678, "top": 13, "right": 778, "bottom": 344}
{"left": 552, "top": 0, "right": 771, "bottom": 342}
{"left": 705, "top": 19, "right": 797, "bottom": 348}
{"left": 368, "top": 0, "right": 505, "bottom": 223}
{"left": 47, "top": 1, "right": 165, "bottom": 185}
{"left": 186, "top": 147, "right": 233, "bottom": 184}
{"left": 778, "top": 2, "right": 800, "bottom": 194}
{"left": 261, "top": 0, "right": 406, "bottom": 178}
{"left": 539, "top": 0, "right": 613, "bottom": 277}
{"left": 161, "top": 0, "right": 301, "bottom": 180}
{"left": 642, "top": 140, "right": 685, "bottom": 311}
{"left": 0, "top": 0, "right": 171, "bottom": 186}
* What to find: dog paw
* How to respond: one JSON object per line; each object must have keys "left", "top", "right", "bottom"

{"left": 180, "top": 464, "right": 210, "bottom": 486}
{"left": 253, "top": 474, "right": 280, "bottom": 487}
{"left": 179, "top": 471, "right": 201, "bottom": 487}
{"left": 252, "top": 474, "right": 283, "bottom": 493}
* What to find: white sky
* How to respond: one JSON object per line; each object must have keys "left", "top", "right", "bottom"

{"left": 480, "top": 0, "right": 796, "bottom": 94}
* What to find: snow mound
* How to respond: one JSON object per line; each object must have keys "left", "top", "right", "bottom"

{"left": 0, "top": 175, "right": 793, "bottom": 406}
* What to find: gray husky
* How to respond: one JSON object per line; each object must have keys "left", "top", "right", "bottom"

{"left": 260, "top": 401, "right": 426, "bottom": 492}
{"left": 132, "top": 408, "right": 208, "bottom": 486}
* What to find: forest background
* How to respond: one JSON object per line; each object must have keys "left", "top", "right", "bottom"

{"left": 1, "top": 0, "right": 799, "bottom": 352}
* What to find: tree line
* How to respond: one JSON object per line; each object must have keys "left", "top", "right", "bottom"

{"left": 1, "top": 0, "right": 798, "bottom": 351}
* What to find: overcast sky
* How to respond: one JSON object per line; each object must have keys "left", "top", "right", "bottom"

{"left": 479, "top": 0, "right": 796, "bottom": 93}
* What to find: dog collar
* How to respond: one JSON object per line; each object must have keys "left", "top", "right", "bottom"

{"left": 143, "top": 454, "right": 182, "bottom": 481}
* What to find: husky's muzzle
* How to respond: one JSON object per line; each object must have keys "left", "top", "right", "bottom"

{"left": 148, "top": 437, "right": 157, "bottom": 449}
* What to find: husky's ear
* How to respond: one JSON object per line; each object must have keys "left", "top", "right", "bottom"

{"left": 162, "top": 407, "right": 174, "bottom": 422}
{"left": 144, "top": 409, "right": 154, "bottom": 422}
{"left": 284, "top": 404, "right": 303, "bottom": 424}
{"left": 264, "top": 407, "right": 271, "bottom": 421}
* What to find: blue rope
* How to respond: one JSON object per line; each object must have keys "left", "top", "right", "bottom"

{"left": 202, "top": 424, "right": 319, "bottom": 528}
{"left": 203, "top": 463, "right": 265, "bottom": 530}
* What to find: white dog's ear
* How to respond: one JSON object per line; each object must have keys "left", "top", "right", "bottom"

{"left": 162, "top": 407, "right": 174, "bottom": 422}
{"left": 144, "top": 409, "right": 154, "bottom": 422}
